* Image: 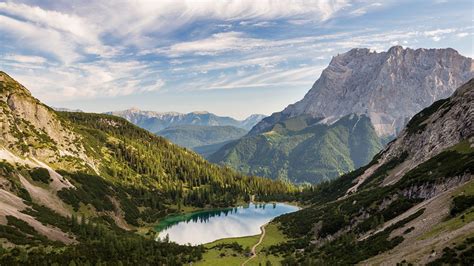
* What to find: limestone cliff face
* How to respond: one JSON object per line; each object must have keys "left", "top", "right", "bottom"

{"left": 378, "top": 78, "right": 473, "bottom": 182}
{"left": 251, "top": 46, "right": 473, "bottom": 137}
{"left": 0, "top": 72, "right": 94, "bottom": 170}
{"left": 347, "top": 78, "right": 474, "bottom": 193}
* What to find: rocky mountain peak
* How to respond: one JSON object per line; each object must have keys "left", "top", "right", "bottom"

{"left": 251, "top": 46, "right": 473, "bottom": 137}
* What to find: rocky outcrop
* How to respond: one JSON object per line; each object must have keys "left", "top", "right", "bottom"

{"left": 379, "top": 79, "right": 473, "bottom": 184}
{"left": 401, "top": 174, "right": 472, "bottom": 200}
{"left": 347, "top": 78, "right": 474, "bottom": 194}
{"left": 0, "top": 71, "right": 95, "bottom": 171}
{"left": 251, "top": 46, "right": 473, "bottom": 137}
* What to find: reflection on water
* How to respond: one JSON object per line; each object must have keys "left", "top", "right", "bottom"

{"left": 155, "top": 203, "right": 298, "bottom": 245}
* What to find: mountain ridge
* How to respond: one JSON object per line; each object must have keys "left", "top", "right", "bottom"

{"left": 210, "top": 113, "right": 383, "bottom": 183}
{"left": 107, "top": 108, "right": 266, "bottom": 132}
{"left": 156, "top": 124, "right": 247, "bottom": 156}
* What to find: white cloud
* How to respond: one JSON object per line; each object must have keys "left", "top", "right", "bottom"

{"left": 7, "top": 59, "right": 164, "bottom": 102}
{"left": 350, "top": 2, "right": 383, "bottom": 16}
{"left": 0, "top": 2, "right": 99, "bottom": 44}
{"left": 3, "top": 54, "right": 47, "bottom": 64}
{"left": 0, "top": 14, "right": 80, "bottom": 63}
{"left": 422, "top": 28, "right": 456, "bottom": 42}
{"left": 62, "top": 0, "right": 351, "bottom": 48}
{"left": 180, "top": 65, "right": 324, "bottom": 91}
{"left": 153, "top": 31, "right": 331, "bottom": 57}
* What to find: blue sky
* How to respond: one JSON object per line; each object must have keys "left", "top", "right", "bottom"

{"left": 0, "top": 0, "right": 472, "bottom": 119}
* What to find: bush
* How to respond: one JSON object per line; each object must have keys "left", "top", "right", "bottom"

{"left": 29, "top": 168, "right": 52, "bottom": 184}
{"left": 450, "top": 195, "right": 474, "bottom": 216}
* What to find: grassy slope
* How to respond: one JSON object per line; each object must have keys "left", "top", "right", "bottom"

{"left": 197, "top": 223, "right": 289, "bottom": 266}
{"left": 420, "top": 180, "right": 474, "bottom": 240}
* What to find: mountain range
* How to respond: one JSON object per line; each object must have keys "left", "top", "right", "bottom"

{"left": 107, "top": 108, "right": 266, "bottom": 132}
{"left": 210, "top": 46, "right": 473, "bottom": 184}
{"left": 107, "top": 109, "right": 265, "bottom": 156}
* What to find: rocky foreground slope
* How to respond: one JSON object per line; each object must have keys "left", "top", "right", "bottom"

{"left": 268, "top": 79, "right": 473, "bottom": 265}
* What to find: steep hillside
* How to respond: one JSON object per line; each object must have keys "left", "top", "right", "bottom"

{"left": 210, "top": 114, "right": 382, "bottom": 183}
{"left": 107, "top": 108, "right": 265, "bottom": 132}
{"left": 0, "top": 72, "right": 294, "bottom": 264}
{"left": 156, "top": 125, "right": 247, "bottom": 156}
{"left": 0, "top": 71, "right": 94, "bottom": 171}
{"left": 211, "top": 46, "right": 473, "bottom": 184}
{"left": 265, "top": 79, "right": 474, "bottom": 265}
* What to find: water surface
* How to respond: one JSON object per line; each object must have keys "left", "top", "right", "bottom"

{"left": 155, "top": 203, "right": 298, "bottom": 245}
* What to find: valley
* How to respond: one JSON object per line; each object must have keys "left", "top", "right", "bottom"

{"left": 0, "top": 71, "right": 297, "bottom": 264}
{"left": 0, "top": 7, "right": 473, "bottom": 263}
{"left": 1, "top": 68, "right": 472, "bottom": 265}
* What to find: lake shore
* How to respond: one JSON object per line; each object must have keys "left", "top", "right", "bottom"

{"left": 154, "top": 202, "right": 299, "bottom": 245}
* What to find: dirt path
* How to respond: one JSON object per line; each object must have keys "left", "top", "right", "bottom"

{"left": 242, "top": 223, "right": 267, "bottom": 266}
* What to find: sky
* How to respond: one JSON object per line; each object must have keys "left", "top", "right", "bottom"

{"left": 0, "top": 0, "right": 472, "bottom": 119}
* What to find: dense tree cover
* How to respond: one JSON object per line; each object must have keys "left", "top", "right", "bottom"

{"left": 0, "top": 207, "right": 204, "bottom": 265}
{"left": 450, "top": 194, "right": 474, "bottom": 217}
{"left": 156, "top": 124, "right": 247, "bottom": 150}
{"left": 209, "top": 114, "right": 383, "bottom": 184}
{"left": 59, "top": 112, "right": 297, "bottom": 213}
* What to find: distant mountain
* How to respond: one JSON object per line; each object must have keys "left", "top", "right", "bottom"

{"left": 212, "top": 46, "right": 473, "bottom": 184}
{"left": 52, "top": 107, "right": 83, "bottom": 112}
{"left": 156, "top": 125, "right": 247, "bottom": 156}
{"left": 106, "top": 108, "right": 265, "bottom": 132}
{"left": 193, "top": 139, "right": 237, "bottom": 158}
{"left": 209, "top": 114, "right": 383, "bottom": 183}
{"left": 270, "top": 78, "right": 474, "bottom": 264}
{"left": 240, "top": 114, "right": 267, "bottom": 130}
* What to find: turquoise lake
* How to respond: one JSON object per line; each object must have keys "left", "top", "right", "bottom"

{"left": 155, "top": 203, "right": 299, "bottom": 245}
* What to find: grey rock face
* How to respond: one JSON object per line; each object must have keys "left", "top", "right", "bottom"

{"left": 382, "top": 78, "right": 474, "bottom": 174}
{"left": 346, "top": 78, "right": 473, "bottom": 194}
{"left": 251, "top": 46, "right": 473, "bottom": 137}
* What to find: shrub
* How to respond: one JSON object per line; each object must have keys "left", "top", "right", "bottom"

{"left": 29, "top": 167, "right": 52, "bottom": 184}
